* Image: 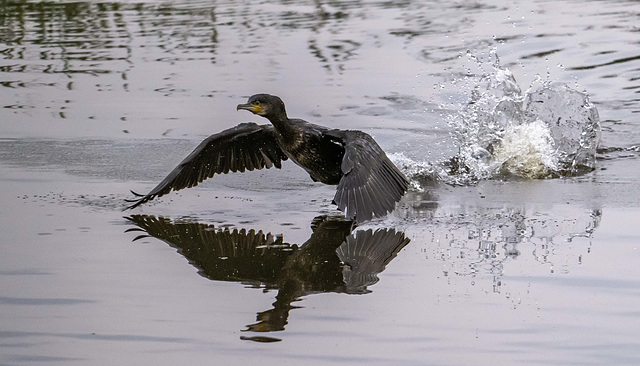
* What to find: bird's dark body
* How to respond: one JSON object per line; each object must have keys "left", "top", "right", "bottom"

{"left": 126, "top": 94, "right": 409, "bottom": 223}
{"left": 275, "top": 119, "right": 344, "bottom": 185}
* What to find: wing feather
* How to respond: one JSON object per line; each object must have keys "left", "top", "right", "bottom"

{"left": 327, "top": 130, "right": 409, "bottom": 223}
{"left": 125, "top": 123, "right": 288, "bottom": 209}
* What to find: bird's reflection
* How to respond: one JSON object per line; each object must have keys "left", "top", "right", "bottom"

{"left": 125, "top": 215, "right": 409, "bottom": 340}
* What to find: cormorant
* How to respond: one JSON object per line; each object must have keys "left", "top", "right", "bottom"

{"left": 125, "top": 94, "right": 409, "bottom": 223}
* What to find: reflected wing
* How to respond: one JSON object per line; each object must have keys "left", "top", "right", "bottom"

{"left": 125, "top": 215, "right": 297, "bottom": 284}
{"left": 327, "top": 130, "right": 409, "bottom": 223}
{"left": 126, "top": 122, "right": 287, "bottom": 209}
{"left": 336, "top": 228, "right": 410, "bottom": 294}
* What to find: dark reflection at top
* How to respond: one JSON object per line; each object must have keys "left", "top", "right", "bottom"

{"left": 125, "top": 214, "right": 409, "bottom": 340}
{"left": 0, "top": 0, "right": 364, "bottom": 76}
{"left": 2, "top": 0, "right": 638, "bottom": 121}
{"left": 0, "top": 1, "right": 220, "bottom": 71}
{"left": 0, "top": 0, "right": 485, "bottom": 82}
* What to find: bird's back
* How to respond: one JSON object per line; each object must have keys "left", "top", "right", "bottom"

{"left": 276, "top": 119, "right": 345, "bottom": 185}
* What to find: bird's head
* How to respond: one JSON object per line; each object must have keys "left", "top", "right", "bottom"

{"left": 237, "top": 94, "right": 287, "bottom": 120}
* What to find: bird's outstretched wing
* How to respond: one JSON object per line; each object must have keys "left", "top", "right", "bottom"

{"left": 125, "top": 122, "right": 287, "bottom": 209}
{"left": 326, "top": 130, "right": 409, "bottom": 223}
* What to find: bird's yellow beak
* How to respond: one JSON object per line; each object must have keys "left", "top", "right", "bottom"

{"left": 237, "top": 103, "right": 262, "bottom": 114}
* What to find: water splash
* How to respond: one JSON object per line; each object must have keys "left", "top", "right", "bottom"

{"left": 395, "top": 51, "right": 601, "bottom": 188}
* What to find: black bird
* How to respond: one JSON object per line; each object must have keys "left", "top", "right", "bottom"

{"left": 125, "top": 94, "right": 409, "bottom": 223}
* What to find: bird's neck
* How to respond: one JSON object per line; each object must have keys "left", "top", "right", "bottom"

{"left": 268, "top": 116, "right": 297, "bottom": 141}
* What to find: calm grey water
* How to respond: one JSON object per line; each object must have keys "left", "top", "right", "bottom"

{"left": 1, "top": 0, "right": 639, "bottom": 365}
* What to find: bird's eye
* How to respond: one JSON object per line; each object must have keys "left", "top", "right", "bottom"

{"left": 254, "top": 101, "right": 261, "bottom": 106}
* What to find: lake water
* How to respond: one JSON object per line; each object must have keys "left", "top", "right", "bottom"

{"left": 1, "top": 0, "right": 639, "bottom": 365}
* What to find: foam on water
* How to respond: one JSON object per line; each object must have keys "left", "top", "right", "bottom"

{"left": 394, "top": 51, "right": 601, "bottom": 188}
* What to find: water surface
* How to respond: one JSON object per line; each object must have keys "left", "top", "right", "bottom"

{"left": 1, "top": 0, "right": 639, "bottom": 365}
